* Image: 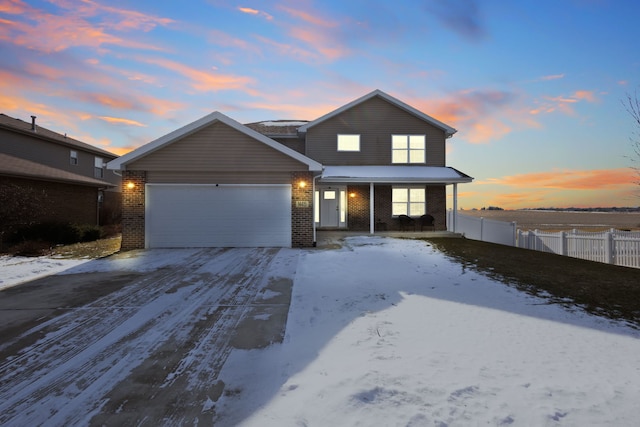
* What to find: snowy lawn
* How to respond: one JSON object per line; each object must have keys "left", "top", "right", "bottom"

{"left": 215, "top": 236, "right": 640, "bottom": 426}
{"left": 0, "top": 255, "right": 91, "bottom": 291}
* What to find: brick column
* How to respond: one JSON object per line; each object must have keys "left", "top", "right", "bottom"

{"left": 291, "top": 171, "right": 314, "bottom": 247}
{"left": 121, "top": 170, "right": 146, "bottom": 250}
{"left": 426, "top": 185, "right": 446, "bottom": 230}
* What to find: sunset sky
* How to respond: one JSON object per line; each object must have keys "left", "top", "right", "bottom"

{"left": 1, "top": 0, "right": 639, "bottom": 209}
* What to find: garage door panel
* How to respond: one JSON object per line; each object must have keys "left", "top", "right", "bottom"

{"left": 146, "top": 184, "right": 291, "bottom": 248}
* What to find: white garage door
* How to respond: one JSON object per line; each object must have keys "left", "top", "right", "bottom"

{"left": 145, "top": 184, "right": 291, "bottom": 248}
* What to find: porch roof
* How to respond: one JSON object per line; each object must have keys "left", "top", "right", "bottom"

{"left": 319, "top": 165, "right": 473, "bottom": 184}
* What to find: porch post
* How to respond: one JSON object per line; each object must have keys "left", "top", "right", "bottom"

{"left": 370, "top": 182, "right": 375, "bottom": 234}
{"left": 452, "top": 183, "right": 458, "bottom": 232}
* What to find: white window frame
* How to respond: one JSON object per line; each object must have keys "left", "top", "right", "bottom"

{"left": 70, "top": 150, "right": 78, "bottom": 165}
{"left": 337, "top": 134, "right": 360, "bottom": 152}
{"left": 392, "top": 187, "right": 426, "bottom": 216}
{"left": 392, "top": 135, "right": 426, "bottom": 164}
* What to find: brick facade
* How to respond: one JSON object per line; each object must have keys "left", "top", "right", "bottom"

{"left": 121, "top": 170, "right": 146, "bottom": 250}
{"left": 1, "top": 176, "right": 98, "bottom": 225}
{"left": 291, "top": 171, "right": 314, "bottom": 247}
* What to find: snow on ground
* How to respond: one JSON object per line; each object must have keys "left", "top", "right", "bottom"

{"left": 214, "top": 236, "right": 640, "bottom": 426}
{"left": 0, "top": 255, "right": 90, "bottom": 291}
{"left": 2, "top": 236, "right": 639, "bottom": 426}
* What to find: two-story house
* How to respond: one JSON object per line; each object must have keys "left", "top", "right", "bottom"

{"left": 108, "top": 90, "right": 472, "bottom": 250}
{"left": 0, "top": 114, "right": 121, "bottom": 228}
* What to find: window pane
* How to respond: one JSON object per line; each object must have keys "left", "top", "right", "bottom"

{"left": 392, "top": 150, "right": 407, "bottom": 163}
{"left": 392, "top": 203, "right": 407, "bottom": 216}
{"left": 338, "top": 134, "right": 360, "bottom": 151}
{"left": 409, "top": 149, "right": 425, "bottom": 163}
{"left": 392, "top": 135, "right": 407, "bottom": 149}
{"left": 409, "top": 203, "right": 425, "bottom": 216}
{"left": 409, "top": 135, "right": 425, "bottom": 149}
{"left": 409, "top": 188, "right": 425, "bottom": 202}
{"left": 324, "top": 190, "right": 336, "bottom": 200}
{"left": 392, "top": 188, "right": 408, "bottom": 202}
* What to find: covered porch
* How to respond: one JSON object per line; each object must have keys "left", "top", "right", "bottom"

{"left": 312, "top": 165, "right": 473, "bottom": 244}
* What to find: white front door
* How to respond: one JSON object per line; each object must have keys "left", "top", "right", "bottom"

{"left": 316, "top": 186, "right": 347, "bottom": 228}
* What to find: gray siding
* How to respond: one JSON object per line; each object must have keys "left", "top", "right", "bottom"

{"left": 0, "top": 128, "right": 119, "bottom": 187}
{"left": 127, "top": 122, "right": 308, "bottom": 173}
{"left": 305, "top": 96, "right": 446, "bottom": 166}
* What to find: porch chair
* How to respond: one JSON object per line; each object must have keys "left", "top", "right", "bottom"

{"left": 397, "top": 214, "right": 416, "bottom": 231}
{"left": 419, "top": 214, "right": 435, "bottom": 231}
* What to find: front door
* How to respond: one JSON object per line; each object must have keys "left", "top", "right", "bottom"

{"left": 316, "top": 186, "right": 347, "bottom": 228}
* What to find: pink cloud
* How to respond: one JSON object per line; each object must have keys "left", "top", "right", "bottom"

{"left": 237, "top": 6, "right": 273, "bottom": 20}
{"left": 97, "top": 116, "right": 146, "bottom": 127}
{"left": 485, "top": 168, "right": 635, "bottom": 190}
{"left": 140, "top": 57, "right": 255, "bottom": 93}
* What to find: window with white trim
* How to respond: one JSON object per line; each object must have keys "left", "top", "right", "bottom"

{"left": 70, "top": 150, "right": 78, "bottom": 165}
{"left": 392, "top": 187, "right": 425, "bottom": 216}
{"left": 94, "top": 156, "right": 104, "bottom": 178}
{"left": 337, "top": 134, "right": 360, "bottom": 151}
{"left": 392, "top": 135, "right": 425, "bottom": 163}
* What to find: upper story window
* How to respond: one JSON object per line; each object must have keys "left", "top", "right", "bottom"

{"left": 392, "top": 135, "right": 425, "bottom": 163}
{"left": 70, "top": 150, "right": 78, "bottom": 165}
{"left": 337, "top": 134, "right": 360, "bottom": 152}
{"left": 94, "top": 156, "right": 105, "bottom": 179}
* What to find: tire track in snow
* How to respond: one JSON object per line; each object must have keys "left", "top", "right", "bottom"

{"left": 0, "top": 247, "right": 277, "bottom": 426}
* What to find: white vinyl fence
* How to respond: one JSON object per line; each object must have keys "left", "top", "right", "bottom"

{"left": 447, "top": 211, "right": 517, "bottom": 246}
{"left": 448, "top": 211, "right": 640, "bottom": 269}
{"left": 517, "top": 229, "right": 640, "bottom": 269}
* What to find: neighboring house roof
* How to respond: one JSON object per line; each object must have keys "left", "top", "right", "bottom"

{"left": 298, "top": 89, "right": 457, "bottom": 137}
{"left": 0, "top": 153, "right": 114, "bottom": 187}
{"left": 244, "top": 120, "right": 308, "bottom": 138}
{"left": 320, "top": 166, "right": 473, "bottom": 184}
{"left": 108, "top": 111, "right": 322, "bottom": 171}
{"left": 0, "top": 114, "right": 117, "bottom": 158}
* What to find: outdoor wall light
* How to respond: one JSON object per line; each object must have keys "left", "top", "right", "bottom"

{"left": 349, "top": 192, "right": 356, "bottom": 198}
{"left": 298, "top": 181, "right": 307, "bottom": 188}
{"left": 126, "top": 182, "right": 136, "bottom": 189}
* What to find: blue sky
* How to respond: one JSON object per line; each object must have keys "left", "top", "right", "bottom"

{"left": 1, "top": 0, "right": 639, "bottom": 208}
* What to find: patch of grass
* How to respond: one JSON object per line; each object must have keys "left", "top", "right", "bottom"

{"left": 426, "top": 237, "right": 640, "bottom": 327}
{"left": 49, "top": 235, "right": 122, "bottom": 259}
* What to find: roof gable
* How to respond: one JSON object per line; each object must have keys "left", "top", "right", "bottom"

{"left": 108, "top": 111, "right": 321, "bottom": 171}
{"left": 298, "top": 89, "right": 457, "bottom": 137}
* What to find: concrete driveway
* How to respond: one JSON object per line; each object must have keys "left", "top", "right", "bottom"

{"left": 0, "top": 247, "right": 297, "bottom": 426}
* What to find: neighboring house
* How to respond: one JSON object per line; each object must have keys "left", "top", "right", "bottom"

{"left": 108, "top": 90, "right": 473, "bottom": 250}
{"left": 0, "top": 114, "right": 121, "bottom": 227}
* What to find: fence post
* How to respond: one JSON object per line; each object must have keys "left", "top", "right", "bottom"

{"left": 604, "top": 232, "right": 614, "bottom": 264}
{"left": 560, "top": 231, "right": 567, "bottom": 256}
{"left": 511, "top": 222, "right": 517, "bottom": 247}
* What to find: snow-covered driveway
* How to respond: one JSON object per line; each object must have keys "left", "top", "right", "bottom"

{"left": 0, "top": 247, "right": 297, "bottom": 426}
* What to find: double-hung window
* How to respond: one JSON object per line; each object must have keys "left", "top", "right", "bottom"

{"left": 94, "top": 157, "right": 104, "bottom": 179}
{"left": 337, "top": 134, "right": 360, "bottom": 151}
{"left": 70, "top": 150, "right": 78, "bottom": 165}
{"left": 392, "top": 135, "right": 425, "bottom": 163}
{"left": 392, "top": 187, "right": 425, "bottom": 216}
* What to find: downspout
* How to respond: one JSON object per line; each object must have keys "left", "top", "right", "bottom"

{"left": 312, "top": 171, "right": 323, "bottom": 246}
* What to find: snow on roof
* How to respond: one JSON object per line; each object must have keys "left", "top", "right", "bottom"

{"left": 320, "top": 165, "right": 473, "bottom": 183}
{"left": 258, "top": 121, "right": 308, "bottom": 127}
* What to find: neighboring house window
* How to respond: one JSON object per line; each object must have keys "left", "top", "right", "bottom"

{"left": 337, "top": 134, "right": 360, "bottom": 151}
{"left": 94, "top": 157, "right": 104, "bottom": 178}
{"left": 392, "top": 187, "right": 425, "bottom": 216}
{"left": 392, "top": 135, "right": 425, "bottom": 163}
{"left": 70, "top": 150, "right": 78, "bottom": 165}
